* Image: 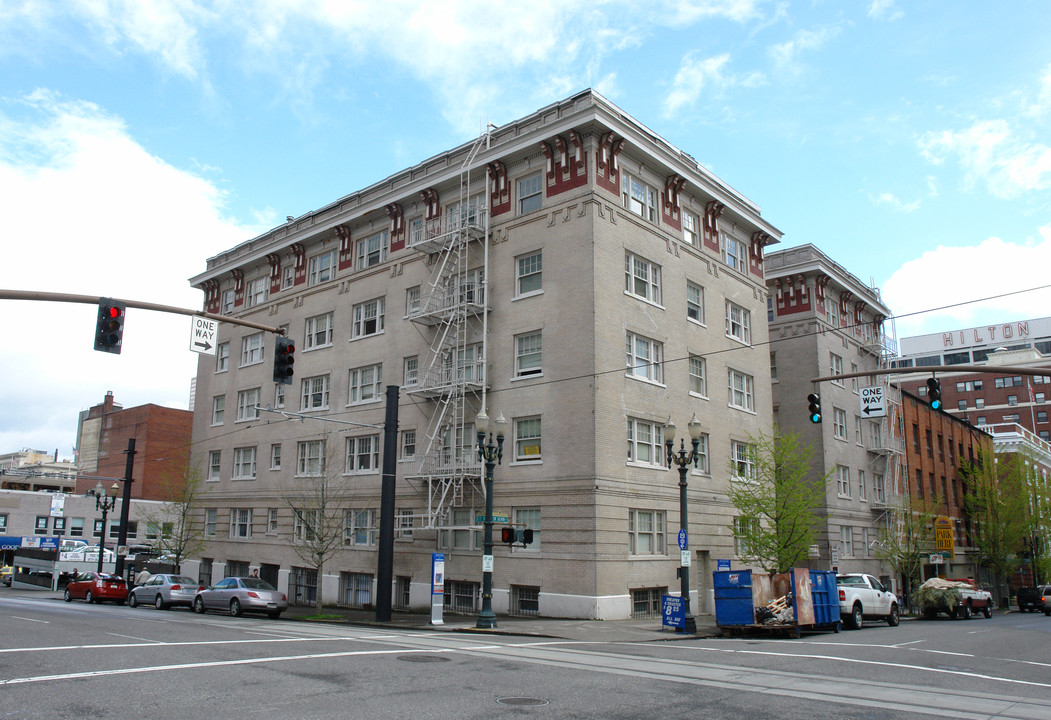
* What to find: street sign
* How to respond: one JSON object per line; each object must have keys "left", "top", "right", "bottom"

{"left": 190, "top": 316, "right": 218, "bottom": 355}
{"left": 935, "top": 515, "right": 954, "bottom": 557}
{"left": 929, "top": 553, "right": 944, "bottom": 565}
{"left": 717, "top": 559, "right": 731, "bottom": 571}
{"left": 680, "top": 549, "right": 691, "bottom": 567}
{"left": 678, "top": 528, "right": 688, "bottom": 550}
{"left": 482, "top": 554, "right": 494, "bottom": 573}
{"left": 475, "top": 514, "right": 509, "bottom": 524}
{"left": 860, "top": 385, "right": 886, "bottom": 418}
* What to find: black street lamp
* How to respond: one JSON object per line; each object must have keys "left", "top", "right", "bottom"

{"left": 475, "top": 409, "right": 508, "bottom": 629}
{"left": 664, "top": 413, "right": 704, "bottom": 635}
{"left": 87, "top": 481, "right": 119, "bottom": 573}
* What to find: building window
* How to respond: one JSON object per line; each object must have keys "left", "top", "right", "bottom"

{"left": 733, "top": 516, "right": 760, "bottom": 555}
{"left": 510, "top": 585, "right": 541, "bottom": 617}
{"left": 245, "top": 277, "right": 268, "bottom": 308}
{"left": 401, "top": 430, "right": 416, "bottom": 460}
{"left": 728, "top": 369, "right": 755, "bottom": 411}
{"left": 403, "top": 356, "right": 418, "bottom": 387}
{"left": 405, "top": 286, "right": 421, "bottom": 316}
{"left": 518, "top": 171, "right": 543, "bottom": 214}
{"left": 396, "top": 509, "right": 415, "bottom": 539}
{"left": 282, "top": 266, "right": 294, "bottom": 289}
{"left": 724, "top": 234, "right": 746, "bottom": 273}
{"left": 216, "top": 342, "right": 230, "bottom": 372}
{"left": 236, "top": 388, "right": 260, "bottom": 421}
{"left": 308, "top": 251, "right": 336, "bottom": 285}
{"left": 348, "top": 364, "right": 382, "bottom": 405}
{"left": 208, "top": 450, "right": 221, "bottom": 480}
{"left": 626, "top": 332, "right": 664, "bottom": 383}
{"left": 683, "top": 211, "right": 700, "bottom": 247}
{"left": 958, "top": 400, "right": 968, "bottom": 411}
{"left": 439, "top": 508, "right": 482, "bottom": 551}
{"left": 211, "top": 396, "right": 225, "bottom": 426}
{"left": 232, "top": 447, "right": 257, "bottom": 479}
{"left": 686, "top": 282, "right": 704, "bottom": 324}
{"left": 513, "top": 507, "right": 541, "bottom": 551}
{"left": 514, "top": 417, "right": 542, "bottom": 462}
{"left": 873, "top": 473, "right": 885, "bottom": 504}
{"left": 34, "top": 516, "right": 48, "bottom": 535}
{"left": 731, "top": 440, "right": 755, "bottom": 479}
{"left": 297, "top": 440, "right": 325, "bottom": 477}
{"left": 833, "top": 408, "right": 847, "bottom": 439}
{"left": 695, "top": 433, "right": 710, "bottom": 474}
{"left": 204, "top": 509, "right": 217, "bottom": 537}
{"left": 770, "top": 352, "right": 778, "bottom": 382}
{"left": 622, "top": 173, "right": 658, "bottom": 222}
{"left": 840, "top": 526, "right": 853, "bottom": 557}
{"left": 625, "top": 252, "right": 662, "bottom": 304}
{"left": 352, "top": 298, "right": 385, "bottom": 339}
{"left": 628, "top": 509, "right": 665, "bottom": 555}
{"left": 293, "top": 509, "right": 319, "bottom": 542}
{"left": 68, "top": 517, "right": 83, "bottom": 537}
{"left": 1037, "top": 392, "right": 1046, "bottom": 403}
{"left": 858, "top": 469, "right": 867, "bottom": 501}
{"left": 356, "top": 230, "right": 389, "bottom": 269}
{"left": 270, "top": 443, "right": 281, "bottom": 470}
{"left": 725, "top": 301, "right": 751, "bottom": 344}
{"left": 240, "top": 332, "right": 264, "bottom": 366}
{"left": 345, "top": 435, "right": 380, "bottom": 474}
{"left": 855, "top": 415, "right": 863, "bottom": 445}
{"left": 850, "top": 363, "right": 859, "bottom": 392}
{"left": 221, "top": 289, "right": 234, "bottom": 314}
{"left": 627, "top": 418, "right": 664, "bottom": 466}
{"left": 230, "top": 508, "right": 252, "bottom": 539}
{"left": 516, "top": 251, "right": 542, "bottom": 296}
{"left": 1038, "top": 411, "right": 1048, "bottom": 423}
{"left": 304, "top": 312, "right": 334, "bottom": 350}
{"left": 1008, "top": 395, "right": 1018, "bottom": 406}
{"left": 688, "top": 355, "right": 707, "bottom": 396}
{"left": 267, "top": 508, "right": 279, "bottom": 534}
{"left": 830, "top": 352, "right": 844, "bottom": 384}
{"left": 837, "top": 465, "right": 851, "bottom": 497}
{"left": 275, "top": 384, "right": 285, "bottom": 409}
{"left": 298, "top": 375, "right": 329, "bottom": 411}
{"left": 975, "top": 398, "right": 985, "bottom": 409}
{"left": 515, "top": 332, "right": 543, "bottom": 377}
{"left": 344, "top": 509, "right": 377, "bottom": 546}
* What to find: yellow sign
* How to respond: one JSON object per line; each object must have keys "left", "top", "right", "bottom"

{"left": 935, "top": 516, "right": 954, "bottom": 557}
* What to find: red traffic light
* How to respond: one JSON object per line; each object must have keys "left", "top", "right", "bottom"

{"left": 106, "top": 306, "right": 123, "bottom": 319}
{"left": 500, "top": 527, "right": 516, "bottom": 544}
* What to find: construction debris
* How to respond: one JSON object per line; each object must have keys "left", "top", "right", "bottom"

{"left": 755, "top": 593, "right": 794, "bottom": 624}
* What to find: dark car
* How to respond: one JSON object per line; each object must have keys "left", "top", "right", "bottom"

{"left": 193, "top": 577, "right": 287, "bottom": 619}
{"left": 1017, "top": 585, "right": 1051, "bottom": 615}
{"left": 63, "top": 571, "right": 128, "bottom": 604}
{"left": 128, "top": 574, "right": 203, "bottom": 610}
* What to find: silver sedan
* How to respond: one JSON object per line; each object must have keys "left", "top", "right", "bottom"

{"left": 128, "top": 574, "right": 203, "bottom": 610}
{"left": 192, "top": 576, "right": 287, "bottom": 619}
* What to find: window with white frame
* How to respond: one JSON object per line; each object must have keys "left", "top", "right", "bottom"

{"left": 516, "top": 251, "right": 542, "bottom": 296}
{"left": 683, "top": 211, "right": 700, "bottom": 247}
{"left": 300, "top": 375, "right": 329, "bottom": 411}
{"left": 731, "top": 440, "right": 755, "bottom": 479}
{"left": 408, "top": 216, "right": 423, "bottom": 246}
{"left": 873, "top": 473, "right": 885, "bottom": 504}
{"left": 825, "top": 300, "right": 839, "bottom": 327}
{"left": 689, "top": 355, "right": 707, "bottom": 396}
{"left": 725, "top": 301, "right": 751, "bottom": 344}
{"left": 264, "top": 445, "right": 278, "bottom": 473}
{"left": 628, "top": 509, "right": 665, "bottom": 555}
{"left": 348, "top": 364, "right": 382, "bottom": 405}
{"left": 211, "top": 396, "right": 225, "bottom": 425}
{"left": 356, "top": 230, "right": 389, "bottom": 269}
{"left": 851, "top": 363, "right": 859, "bottom": 392}
{"left": 626, "top": 332, "right": 664, "bottom": 383}
{"left": 345, "top": 435, "right": 380, "bottom": 474}
{"left": 221, "top": 289, "right": 234, "bottom": 314}
{"left": 232, "top": 447, "right": 257, "bottom": 479}
{"left": 236, "top": 388, "right": 260, "bottom": 421}
{"left": 401, "top": 429, "right": 416, "bottom": 460}
{"left": 304, "top": 312, "right": 333, "bottom": 350}
{"left": 733, "top": 516, "right": 760, "bottom": 555}
{"left": 70, "top": 517, "right": 83, "bottom": 536}
{"left": 405, "top": 286, "right": 421, "bottom": 315}
{"left": 622, "top": 173, "right": 658, "bottom": 222}
{"left": 293, "top": 508, "right": 319, "bottom": 542}
{"left": 216, "top": 342, "right": 229, "bottom": 372}
{"left": 396, "top": 508, "right": 415, "bottom": 539}
{"left": 282, "top": 266, "right": 294, "bottom": 289}
{"left": 245, "top": 277, "right": 268, "bottom": 308}
{"left": 830, "top": 352, "right": 844, "bottom": 384}
{"left": 627, "top": 418, "right": 664, "bottom": 466}
{"left": 840, "top": 525, "right": 853, "bottom": 557}
{"left": 770, "top": 352, "right": 778, "bottom": 381}
{"left": 204, "top": 508, "right": 217, "bottom": 537}
{"left": 514, "top": 507, "right": 541, "bottom": 550}
{"left": 403, "top": 356, "right": 418, "bottom": 387}
{"left": 514, "top": 417, "right": 541, "bottom": 462}
{"left": 836, "top": 465, "right": 851, "bottom": 497}
{"left": 267, "top": 508, "right": 279, "bottom": 534}
{"left": 858, "top": 469, "right": 867, "bottom": 501}
{"left": 240, "top": 332, "right": 264, "bottom": 366}
{"left": 518, "top": 171, "right": 543, "bottom": 214}
{"left": 728, "top": 369, "right": 754, "bottom": 411}
{"left": 229, "top": 508, "right": 252, "bottom": 539}
{"left": 275, "top": 383, "right": 285, "bottom": 409}
{"left": 344, "top": 509, "right": 377, "bottom": 546}
{"left": 308, "top": 250, "right": 336, "bottom": 286}
{"left": 208, "top": 450, "right": 221, "bottom": 480}
{"left": 453, "top": 343, "right": 484, "bottom": 383}
{"left": 352, "top": 297, "right": 384, "bottom": 338}
{"left": 515, "top": 331, "right": 542, "bottom": 377}
{"left": 855, "top": 415, "right": 863, "bottom": 445}
{"left": 695, "top": 433, "right": 710, "bottom": 474}
{"left": 297, "top": 440, "right": 325, "bottom": 477}
{"left": 625, "top": 252, "right": 662, "bottom": 304}
{"left": 439, "top": 507, "right": 482, "bottom": 551}
{"left": 723, "top": 234, "right": 746, "bottom": 273}
{"left": 687, "top": 282, "right": 704, "bottom": 323}
{"left": 833, "top": 408, "right": 847, "bottom": 439}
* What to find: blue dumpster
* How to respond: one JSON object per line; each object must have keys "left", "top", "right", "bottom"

{"left": 714, "top": 568, "right": 841, "bottom": 636}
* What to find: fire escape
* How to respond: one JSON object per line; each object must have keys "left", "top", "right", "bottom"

{"left": 867, "top": 322, "right": 905, "bottom": 522}
{"left": 404, "top": 134, "right": 490, "bottom": 529}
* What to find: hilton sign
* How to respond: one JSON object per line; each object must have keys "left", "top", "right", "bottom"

{"left": 899, "top": 316, "right": 1051, "bottom": 356}
{"left": 943, "top": 321, "right": 1030, "bottom": 348}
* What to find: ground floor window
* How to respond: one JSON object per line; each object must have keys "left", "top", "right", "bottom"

{"left": 394, "top": 576, "right": 411, "bottom": 611}
{"left": 443, "top": 580, "right": 479, "bottom": 614}
{"left": 290, "top": 566, "right": 318, "bottom": 607}
{"left": 225, "top": 560, "right": 250, "bottom": 578}
{"left": 260, "top": 563, "right": 280, "bottom": 588}
{"left": 198, "top": 558, "right": 212, "bottom": 587}
{"left": 631, "top": 586, "right": 667, "bottom": 619}
{"left": 510, "top": 585, "right": 540, "bottom": 617}
{"left": 339, "top": 572, "right": 373, "bottom": 608}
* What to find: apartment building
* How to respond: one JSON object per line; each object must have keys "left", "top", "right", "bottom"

{"left": 186, "top": 90, "right": 781, "bottom": 620}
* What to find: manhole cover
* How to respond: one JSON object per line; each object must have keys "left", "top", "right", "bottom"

{"left": 497, "top": 698, "right": 550, "bottom": 707}
{"left": 397, "top": 655, "right": 450, "bottom": 663}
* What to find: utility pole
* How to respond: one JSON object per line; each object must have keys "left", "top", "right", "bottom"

{"left": 113, "top": 438, "right": 136, "bottom": 579}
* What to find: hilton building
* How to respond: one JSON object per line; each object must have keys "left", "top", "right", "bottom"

{"left": 185, "top": 90, "right": 780, "bottom": 620}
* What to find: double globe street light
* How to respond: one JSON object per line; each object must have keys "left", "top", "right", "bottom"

{"left": 475, "top": 410, "right": 509, "bottom": 629}
{"left": 86, "top": 481, "right": 120, "bottom": 573}
{"left": 664, "top": 413, "right": 704, "bottom": 634}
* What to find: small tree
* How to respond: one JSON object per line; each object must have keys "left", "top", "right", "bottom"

{"left": 875, "top": 493, "right": 937, "bottom": 612}
{"left": 141, "top": 459, "right": 210, "bottom": 573}
{"left": 728, "top": 429, "right": 830, "bottom": 573}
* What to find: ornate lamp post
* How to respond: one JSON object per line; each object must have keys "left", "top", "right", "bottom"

{"left": 664, "top": 413, "right": 704, "bottom": 634}
{"left": 87, "top": 481, "right": 119, "bottom": 573}
{"left": 475, "top": 409, "right": 508, "bottom": 629}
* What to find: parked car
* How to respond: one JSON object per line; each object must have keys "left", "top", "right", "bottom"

{"left": 193, "top": 577, "right": 287, "bottom": 619}
{"left": 1017, "top": 585, "right": 1051, "bottom": 615}
{"left": 837, "top": 573, "right": 900, "bottom": 628}
{"left": 916, "top": 577, "right": 993, "bottom": 619}
{"left": 128, "top": 574, "right": 203, "bottom": 610}
{"left": 1, "top": 565, "right": 12, "bottom": 587}
{"left": 63, "top": 571, "right": 128, "bottom": 604}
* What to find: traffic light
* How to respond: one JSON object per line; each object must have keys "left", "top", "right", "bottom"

{"left": 500, "top": 526, "right": 535, "bottom": 546}
{"left": 94, "top": 299, "right": 126, "bottom": 354}
{"left": 521, "top": 528, "right": 534, "bottom": 546}
{"left": 807, "top": 393, "right": 822, "bottom": 423}
{"left": 500, "top": 526, "right": 516, "bottom": 545}
{"left": 273, "top": 336, "right": 295, "bottom": 384}
{"left": 926, "top": 377, "right": 942, "bottom": 410}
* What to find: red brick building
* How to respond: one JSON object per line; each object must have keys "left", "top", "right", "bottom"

{"left": 74, "top": 392, "right": 192, "bottom": 501}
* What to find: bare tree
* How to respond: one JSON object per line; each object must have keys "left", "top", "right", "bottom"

{"left": 141, "top": 459, "right": 210, "bottom": 573}
{"left": 875, "top": 492, "right": 937, "bottom": 612}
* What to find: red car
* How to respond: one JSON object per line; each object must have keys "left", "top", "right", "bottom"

{"left": 63, "top": 571, "right": 129, "bottom": 605}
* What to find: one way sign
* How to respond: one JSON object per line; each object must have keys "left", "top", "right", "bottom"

{"left": 859, "top": 385, "right": 886, "bottom": 418}
{"left": 190, "top": 316, "right": 218, "bottom": 356}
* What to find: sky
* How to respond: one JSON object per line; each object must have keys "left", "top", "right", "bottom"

{"left": 1, "top": 0, "right": 1049, "bottom": 458}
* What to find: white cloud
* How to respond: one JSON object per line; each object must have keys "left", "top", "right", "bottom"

{"left": 882, "top": 228, "right": 1051, "bottom": 339}
{"left": 867, "top": 0, "right": 904, "bottom": 21}
{"left": 663, "top": 53, "right": 733, "bottom": 115}
{"left": 0, "top": 91, "right": 259, "bottom": 454}
{"left": 663, "top": 0, "right": 764, "bottom": 25}
{"left": 870, "top": 191, "right": 921, "bottom": 212}
{"left": 768, "top": 25, "right": 841, "bottom": 73}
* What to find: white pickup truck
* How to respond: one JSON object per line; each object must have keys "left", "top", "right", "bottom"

{"left": 837, "top": 573, "right": 900, "bottom": 629}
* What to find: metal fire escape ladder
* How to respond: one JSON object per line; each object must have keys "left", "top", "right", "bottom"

{"left": 404, "top": 132, "right": 490, "bottom": 529}
{"left": 868, "top": 327, "right": 905, "bottom": 516}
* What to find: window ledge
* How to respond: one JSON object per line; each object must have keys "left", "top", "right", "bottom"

{"left": 303, "top": 344, "right": 333, "bottom": 352}
{"left": 624, "top": 290, "right": 665, "bottom": 310}
{"left": 688, "top": 391, "right": 709, "bottom": 401}
{"left": 687, "top": 317, "right": 706, "bottom": 328}
{"left": 349, "top": 331, "right": 386, "bottom": 343}
{"left": 626, "top": 461, "right": 666, "bottom": 471}
{"left": 345, "top": 399, "right": 383, "bottom": 408}
{"left": 512, "top": 290, "right": 544, "bottom": 302}
{"left": 626, "top": 374, "right": 667, "bottom": 389}
{"left": 509, "top": 459, "right": 542, "bottom": 467}
{"left": 511, "top": 373, "right": 544, "bottom": 382}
